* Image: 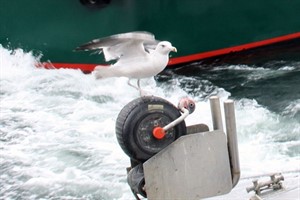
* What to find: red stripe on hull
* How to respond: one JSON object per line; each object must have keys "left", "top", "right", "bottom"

{"left": 42, "top": 62, "right": 98, "bottom": 72}
{"left": 168, "top": 32, "right": 300, "bottom": 66}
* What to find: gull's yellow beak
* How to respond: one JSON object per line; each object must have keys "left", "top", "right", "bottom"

{"left": 172, "top": 47, "right": 177, "bottom": 52}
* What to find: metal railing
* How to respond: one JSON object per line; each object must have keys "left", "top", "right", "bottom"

{"left": 210, "top": 96, "right": 240, "bottom": 187}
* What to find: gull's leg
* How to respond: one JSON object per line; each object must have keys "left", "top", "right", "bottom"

{"left": 137, "top": 79, "right": 141, "bottom": 90}
{"left": 127, "top": 79, "right": 139, "bottom": 90}
{"left": 137, "top": 79, "right": 147, "bottom": 96}
{"left": 127, "top": 79, "right": 146, "bottom": 96}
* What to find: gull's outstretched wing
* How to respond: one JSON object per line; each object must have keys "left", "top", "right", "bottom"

{"left": 75, "top": 31, "right": 160, "bottom": 62}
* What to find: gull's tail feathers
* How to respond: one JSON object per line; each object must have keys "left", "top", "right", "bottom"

{"left": 94, "top": 65, "right": 119, "bottom": 79}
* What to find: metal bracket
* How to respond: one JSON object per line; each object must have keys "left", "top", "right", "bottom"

{"left": 246, "top": 173, "right": 284, "bottom": 195}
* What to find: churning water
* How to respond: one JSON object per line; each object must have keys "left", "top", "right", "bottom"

{"left": 0, "top": 46, "right": 299, "bottom": 199}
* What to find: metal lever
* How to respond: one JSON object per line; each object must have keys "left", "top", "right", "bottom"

{"left": 152, "top": 98, "right": 195, "bottom": 139}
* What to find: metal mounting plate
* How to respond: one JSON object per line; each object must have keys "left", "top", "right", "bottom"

{"left": 143, "top": 130, "right": 233, "bottom": 200}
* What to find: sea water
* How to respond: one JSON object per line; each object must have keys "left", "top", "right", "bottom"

{"left": 0, "top": 46, "right": 299, "bottom": 199}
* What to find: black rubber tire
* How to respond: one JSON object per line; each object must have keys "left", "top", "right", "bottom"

{"left": 116, "top": 96, "right": 186, "bottom": 162}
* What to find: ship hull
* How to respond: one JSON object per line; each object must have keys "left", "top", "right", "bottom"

{"left": 1, "top": 0, "right": 300, "bottom": 71}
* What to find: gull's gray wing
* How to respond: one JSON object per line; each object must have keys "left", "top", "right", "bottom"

{"left": 75, "top": 31, "right": 160, "bottom": 62}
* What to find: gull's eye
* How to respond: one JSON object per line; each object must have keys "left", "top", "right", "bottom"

{"left": 161, "top": 44, "right": 165, "bottom": 48}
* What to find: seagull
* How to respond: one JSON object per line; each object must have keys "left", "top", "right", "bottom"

{"left": 75, "top": 31, "right": 177, "bottom": 96}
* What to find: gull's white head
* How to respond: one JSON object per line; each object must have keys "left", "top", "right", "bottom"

{"left": 155, "top": 41, "right": 177, "bottom": 55}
